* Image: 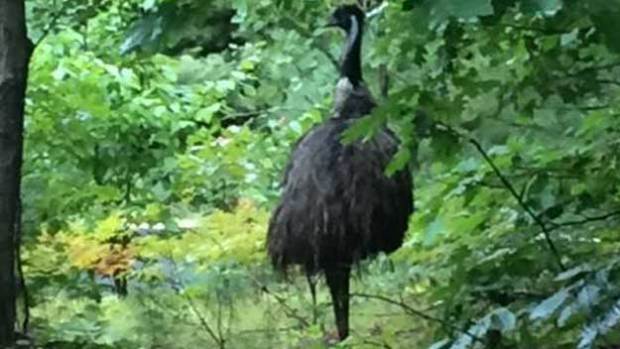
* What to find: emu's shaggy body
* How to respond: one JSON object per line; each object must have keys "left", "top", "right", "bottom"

{"left": 267, "top": 119, "right": 412, "bottom": 272}
{"left": 267, "top": 4, "right": 414, "bottom": 340}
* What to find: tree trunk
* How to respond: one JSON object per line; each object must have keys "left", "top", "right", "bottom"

{"left": 0, "top": 0, "right": 29, "bottom": 345}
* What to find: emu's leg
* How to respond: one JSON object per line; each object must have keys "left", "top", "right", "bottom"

{"left": 306, "top": 272, "right": 318, "bottom": 324}
{"left": 325, "top": 266, "right": 351, "bottom": 340}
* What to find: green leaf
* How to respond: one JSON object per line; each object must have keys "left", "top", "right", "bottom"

{"left": 451, "top": 315, "right": 491, "bottom": 349}
{"left": 431, "top": 0, "right": 494, "bottom": 21}
{"left": 196, "top": 103, "right": 221, "bottom": 123}
{"left": 385, "top": 147, "right": 411, "bottom": 176}
{"left": 341, "top": 114, "right": 385, "bottom": 144}
{"left": 530, "top": 288, "right": 570, "bottom": 321}
{"left": 578, "top": 325, "right": 598, "bottom": 349}
{"left": 558, "top": 303, "right": 576, "bottom": 327}
{"left": 578, "top": 300, "right": 620, "bottom": 349}
{"left": 577, "top": 285, "right": 601, "bottom": 309}
{"left": 120, "top": 14, "right": 163, "bottom": 55}
{"left": 152, "top": 182, "right": 171, "bottom": 201}
{"left": 554, "top": 264, "right": 591, "bottom": 281}
{"left": 491, "top": 308, "right": 517, "bottom": 333}
{"left": 521, "top": 0, "right": 563, "bottom": 15}
{"left": 428, "top": 339, "right": 450, "bottom": 349}
{"left": 589, "top": 0, "right": 620, "bottom": 52}
{"left": 423, "top": 217, "right": 444, "bottom": 246}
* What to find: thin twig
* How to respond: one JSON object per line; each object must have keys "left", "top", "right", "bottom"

{"left": 351, "top": 293, "right": 484, "bottom": 344}
{"left": 219, "top": 106, "right": 308, "bottom": 121}
{"left": 33, "top": 1, "right": 64, "bottom": 48}
{"left": 165, "top": 258, "right": 226, "bottom": 348}
{"left": 236, "top": 326, "right": 297, "bottom": 335}
{"left": 435, "top": 122, "right": 566, "bottom": 271}
{"left": 142, "top": 290, "right": 220, "bottom": 332}
{"left": 534, "top": 105, "right": 612, "bottom": 112}
{"left": 183, "top": 293, "right": 226, "bottom": 349}
{"left": 549, "top": 210, "right": 620, "bottom": 232}
{"left": 500, "top": 24, "right": 567, "bottom": 35}
{"left": 469, "top": 137, "right": 565, "bottom": 270}
{"left": 567, "top": 62, "right": 620, "bottom": 78}
{"left": 216, "top": 293, "right": 224, "bottom": 348}
{"left": 596, "top": 79, "right": 620, "bottom": 86}
{"left": 251, "top": 278, "right": 310, "bottom": 328}
{"left": 359, "top": 338, "right": 393, "bottom": 348}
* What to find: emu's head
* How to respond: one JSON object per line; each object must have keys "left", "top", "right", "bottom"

{"left": 327, "top": 4, "right": 365, "bottom": 33}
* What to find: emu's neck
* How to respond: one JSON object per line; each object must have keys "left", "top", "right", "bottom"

{"left": 341, "top": 15, "right": 363, "bottom": 86}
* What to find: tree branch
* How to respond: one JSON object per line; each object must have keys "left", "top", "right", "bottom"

{"left": 351, "top": 293, "right": 484, "bottom": 344}
{"left": 434, "top": 122, "right": 566, "bottom": 271}
{"left": 219, "top": 106, "right": 308, "bottom": 121}
{"left": 251, "top": 279, "right": 310, "bottom": 328}
{"left": 33, "top": 2, "right": 64, "bottom": 49}
{"left": 596, "top": 79, "right": 620, "bottom": 86}
{"left": 183, "top": 293, "right": 226, "bottom": 349}
{"left": 165, "top": 259, "right": 226, "bottom": 348}
{"left": 549, "top": 210, "right": 620, "bottom": 232}
{"left": 236, "top": 326, "right": 297, "bottom": 335}
{"left": 358, "top": 338, "right": 393, "bottom": 349}
{"left": 567, "top": 62, "right": 620, "bottom": 78}
{"left": 501, "top": 24, "right": 567, "bottom": 35}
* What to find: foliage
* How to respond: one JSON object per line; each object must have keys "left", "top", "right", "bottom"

{"left": 19, "top": 0, "right": 620, "bottom": 348}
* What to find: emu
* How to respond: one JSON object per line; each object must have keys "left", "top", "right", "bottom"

{"left": 267, "top": 4, "right": 413, "bottom": 340}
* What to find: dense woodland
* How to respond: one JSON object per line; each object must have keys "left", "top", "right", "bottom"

{"left": 1, "top": 0, "right": 620, "bottom": 348}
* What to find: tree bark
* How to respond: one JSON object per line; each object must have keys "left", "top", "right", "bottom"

{"left": 0, "top": 0, "right": 29, "bottom": 346}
